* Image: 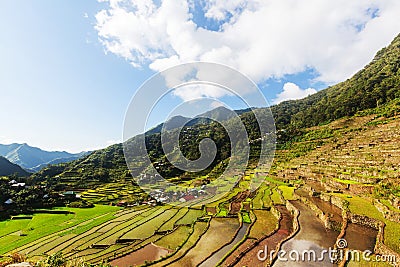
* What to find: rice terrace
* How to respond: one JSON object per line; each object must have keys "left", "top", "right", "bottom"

{"left": 1, "top": 103, "right": 400, "bottom": 266}
{"left": 1, "top": 2, "right": 400, "bottom": 267}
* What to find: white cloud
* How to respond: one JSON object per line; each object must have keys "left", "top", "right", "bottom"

{"left": 202, "top": 0, "right": 257, "bottom": 21}
{"left": 172, "top": 83, "right": 230, "bottom": 102}
{"left": 273, "top": 82, "right": 317, "bottom": 104}
{"left": 95, "top": 0, "right": 400, "bottom": 99}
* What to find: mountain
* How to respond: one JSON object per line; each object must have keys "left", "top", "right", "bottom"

{"left": 271, "top": 33, "right": 400, "bottom": 129}
{"left": 147, "top": 107, "right": 252, "bottom": 135}
{"left": 28, "top": 153, "right": 90, "bottom": 172}
{"left": 32, "top": 33, "right": 400, "bottom": 189}
{"left": 0, "top": 143, "right": 89, "bottom": 172}
{"left": 146, "top": 115, "right": 192, "bottom": 135}
{"left": 0, "top": 156, "right": 29, "bottom": 177}
{"left": 196, "top": 106, "right": 238, "bottom": 121}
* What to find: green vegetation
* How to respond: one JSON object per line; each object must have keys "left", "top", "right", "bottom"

{"left": 121, "top": 209, "right": 177, "bottom": 240}
{"left": 278, "top": 185, "right": 295, "bottom": 200}
{"left": 333, "top": 193, "right": 400, "bottom": 252}
{"left": 154, "top": 225, "right": 192, "bottom": 250}
{"left": 0, "top": 205, "right": 120, "bottom": 255}
{"left": 158, "top": 208, "right": 188, "bottom": 232}
{"left": 273, "top": 34, "right": 400, "bottom": 130}
{"left": 1, "top": 33, "right": 400, "bottom": 267}
{"left": 216, "top": 203, "right": 229, "bottom": 217}
{"left": 251, "top": 186, "right": 265, "bottom": 209}
{"left": 241, "top": 212, "right": 251, "bottom": 224}
{"left": 333, "top": 178, "right": 362, "bottom": 185}
{"left": 264, "top": 176, "right": 286, "bottom": 185}
{"left": 175, "top": 208, "right": 204, "bottom": 225}
{"left": 248, "top": 210, "right": 278, "bottom": 239}
{"left": 262, "top": 187, "right": 272, "bottom": 208}
{"left": 270, "top": 188, "right": 284, "bottom": 204}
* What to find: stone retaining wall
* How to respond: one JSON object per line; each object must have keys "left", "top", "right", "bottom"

{"left": 299, "top": 195, "right": 333, "bottom": 229}
{"left": 294, "top": 191, "right": 340, "bottom": 230}
{"left": 297, "top": 185, "right": 400, "bottom": 266}
{"left": 348, "top": 184, "right": 374, "bottom": 195}
{"left": 286, "top": 201, "right": 300, "bottom": 234}
{"left": 392, "top": 197, "right": 400, "bottom": 210}
{"left": 296, "top": 184, "right": 400, "bottom": 265}
{"left": 373, "top": 221, "right": 400, "bottom": 266}
{"left": 320, "top": 193, "right": 349, "bottom": 211}
{"left": 374, "top": 199, "right": 400, "bottom": 223}
{"left": 348, "top": 213, "right": 381, "bottom": 230}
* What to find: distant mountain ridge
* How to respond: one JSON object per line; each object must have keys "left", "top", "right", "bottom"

{"left": 147, "top": 106, "right": 252, "bottom": 135}
{"left": 0, "top": 143, "right": 89, "bottom": 172}
{"left": 0, "top": 156, "right": 29, "bottom": 177}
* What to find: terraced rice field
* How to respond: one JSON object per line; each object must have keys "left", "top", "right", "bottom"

{"left": 0, "top": 203, "right": 210, "bottom": 264}
{"left": 274, "top": 201, "right": 339, "bottom": 267}
{"left": 234, "top": 205, "right": 294, "bottom": 266}
{"left": 199, "top": 223, "right": 250, "bottom": 267}
{"left": 248, "top": 209, "right": 278, "bottom": 239}
{"left": 0, "top": 205, "right": 120, "bottom": 255}
{"left": 109, "top": 243, "right": 170, "bottom": 267}
{"left": 2, "top": 175, "right": 399, "bottom": 266}
{"left": 2, "top": 116, "right": 400, "bottom": 266}
{"left": 80, "top": 183, "right": 145, "bottom": 204}
{"left": 151, "top": 221, "right": 209, "bottom": 267}
{"left": 168, "top": 217, "right": 240, "bottom": 266}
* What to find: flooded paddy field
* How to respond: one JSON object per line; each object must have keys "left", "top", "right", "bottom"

{"left": 274, "top": 201, "right": 339, "bottom": 267}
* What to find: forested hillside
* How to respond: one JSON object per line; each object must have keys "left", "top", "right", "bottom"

{"left": 29, "top": 34, "right": 400, "bottom": 192}
{"left": 272, "top": 33, "right": 400, "bottom": 129}
{"left": 0, "top": 156, "right": 29, "bottom": 177}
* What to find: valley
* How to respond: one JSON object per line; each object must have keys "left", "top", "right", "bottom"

{"left": 1, "top": 107, "right": 399, "bottom": 266}
{"left": 1, "top": 33, "right": 400, "bottom": 267}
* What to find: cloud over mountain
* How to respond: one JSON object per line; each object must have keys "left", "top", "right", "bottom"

{"left": 95, "top": 0, "right": 400, "bottom": 100}
{"left": 273, "top": 82, "right": 317, "bottom": 104}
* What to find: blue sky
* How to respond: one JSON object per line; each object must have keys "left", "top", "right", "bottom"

{"left": 0, "top": 1, "right": 152, "bottom": 152}
{"left": 0, "top": 0, "right": 399, "bottom": 152}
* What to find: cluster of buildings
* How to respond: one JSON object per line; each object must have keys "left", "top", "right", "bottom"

{"left": 148, "top": 186, "right": 208, "bottom": 204}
